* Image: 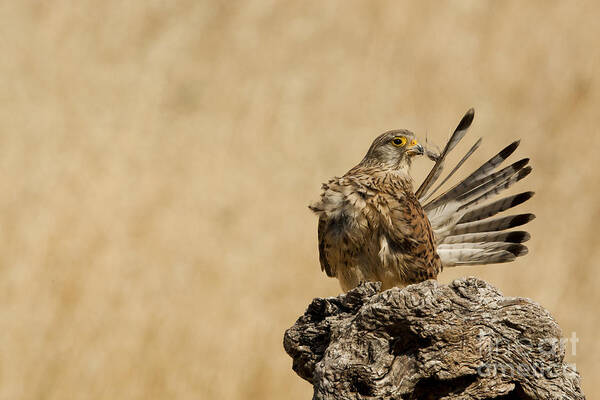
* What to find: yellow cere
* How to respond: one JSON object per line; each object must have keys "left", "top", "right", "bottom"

{"left": 410, "top": 139, "right": 418, "bottom": 146}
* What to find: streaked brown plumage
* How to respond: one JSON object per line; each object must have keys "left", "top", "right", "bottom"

{"left": 310, "top": 109, "right": 534, "bottom": 292}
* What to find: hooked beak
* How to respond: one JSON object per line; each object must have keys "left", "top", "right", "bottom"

{"left": 406, "top": 142, "right": 424, "bottom": 156}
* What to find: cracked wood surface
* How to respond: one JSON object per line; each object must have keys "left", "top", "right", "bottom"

{"left": 284, "top": 278, "right": 584, "bottom": 399}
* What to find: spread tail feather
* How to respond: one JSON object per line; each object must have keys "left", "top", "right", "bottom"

{"left": 415, "top": 108, "right": 474, "bottom": 199}
{"left": 450, "top": 213, "right": 535, "bottom": 236}
{"left": 441, "top": 230, "right": 530, "bottom": 245}
{"left": 458, "top": 192, "right": 534, "bottom": 223}
{"left": 424, "top": 143, "right": 524, "bottom": 211}
{"left": 418, "top": 109, "right": 535, "bottom": 268}
{"left": 420, "top": 138, "right": 482, "bottom": 203}
{"left": 437, "top": 243, "right": 528, "bottom": 267}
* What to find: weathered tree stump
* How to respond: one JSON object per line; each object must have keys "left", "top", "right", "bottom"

{"left": 284, "top": 278, "right": 584, "bottom": 399}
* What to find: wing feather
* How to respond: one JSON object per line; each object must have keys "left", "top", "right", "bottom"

{"left": 317, "top": 216, "right": 335, "bottom": 277}
{"left": 376, "top": 189, "right": 442, "bottom": 284}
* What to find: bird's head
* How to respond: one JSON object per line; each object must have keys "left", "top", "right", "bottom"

{"left": 359, "top": 129, "right": 424, "bottom": 172}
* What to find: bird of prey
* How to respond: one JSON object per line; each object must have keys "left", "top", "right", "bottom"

{"left": 309, "top": 109, "right": 534, "bottom": 292}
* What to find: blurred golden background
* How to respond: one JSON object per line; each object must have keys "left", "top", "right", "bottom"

{"left": 0, "top": 1, "right": 598, "bottom": 399}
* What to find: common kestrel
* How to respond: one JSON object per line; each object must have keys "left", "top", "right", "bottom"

{"left": 309, "top": 109, "right": 534, "bottom": 292}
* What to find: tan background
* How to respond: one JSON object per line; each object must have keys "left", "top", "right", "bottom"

{"left": 0, "top": 1, "right": 598, "bottom": 399}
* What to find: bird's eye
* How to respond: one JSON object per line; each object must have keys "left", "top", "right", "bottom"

{"left": 392, "top": 136, "right": 407, "bottom": 147}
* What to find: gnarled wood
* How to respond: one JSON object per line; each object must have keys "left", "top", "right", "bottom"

{"left": 284, "top": 278, "right": 584, "bottom": 399}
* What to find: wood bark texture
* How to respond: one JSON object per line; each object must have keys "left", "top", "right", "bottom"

{"left": 283, "top": 278, "right": 584, "bottom": 399}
